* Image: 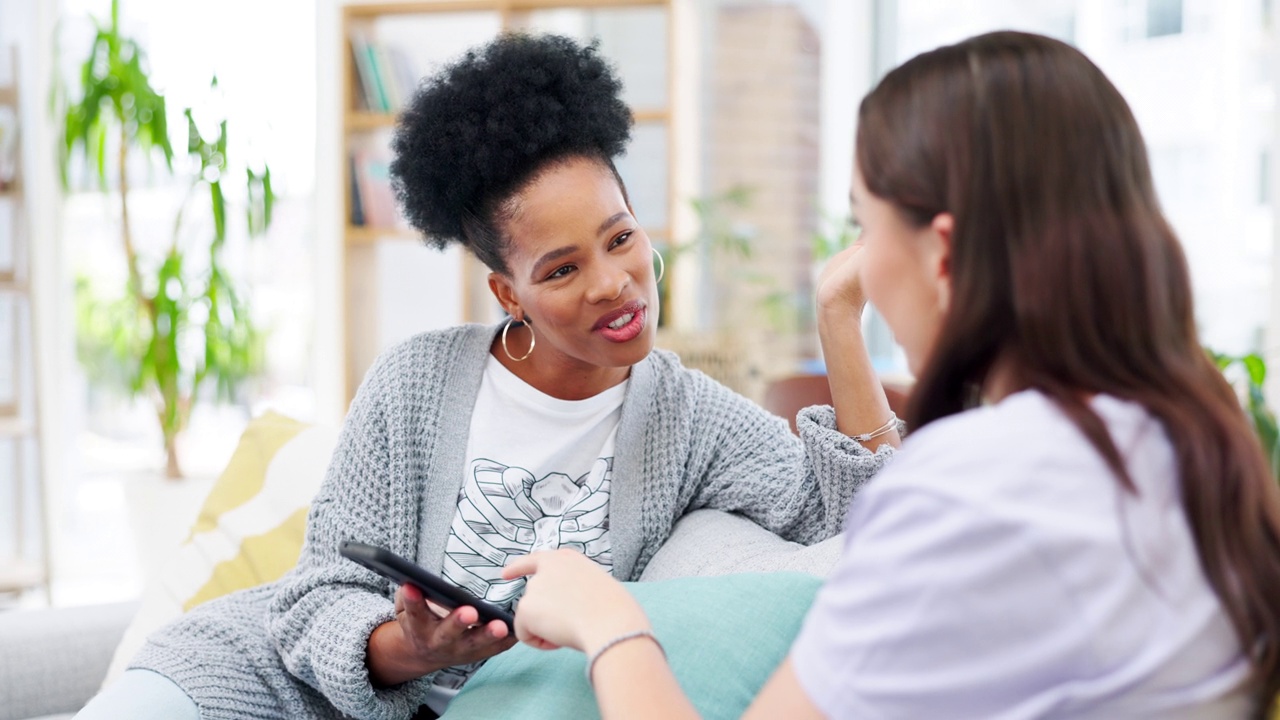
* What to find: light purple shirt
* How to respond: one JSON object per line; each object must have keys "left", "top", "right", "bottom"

{"left": 791, "top": 391, "right": 1250, "bottom": 719}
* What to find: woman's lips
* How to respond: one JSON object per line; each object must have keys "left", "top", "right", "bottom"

{"left": 597, "top": 305, "right": 647, "bottom": 343}
{"left": 593, "top": 300, "right": 645, "bottom": 331}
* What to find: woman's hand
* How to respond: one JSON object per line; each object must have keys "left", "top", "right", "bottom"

{"left": 815, "top": 242, "right": 868, "bottom": 316}
{"left": 366, "top": 584, "right": 516, "bottom": 687}
{"left": 502, "top": 549, "right": 650, "bottom": 655}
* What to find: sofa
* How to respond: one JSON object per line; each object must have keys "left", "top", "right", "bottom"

{"left": 0, "top": 507, "right": 843, "bottom": 720}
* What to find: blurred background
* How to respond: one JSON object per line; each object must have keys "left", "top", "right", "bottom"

{"left": 0, "top": 0, "right": 1274, "bottom": 609}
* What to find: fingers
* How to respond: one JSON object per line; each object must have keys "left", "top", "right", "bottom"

{"left": 428, "top": 606, "right": 475, "bottom": 647}
{"left": 400, "top": 584, "right": 429, "bottom": 622}
{"left": 502, "top": 553, "right": 541, "bottom": 580}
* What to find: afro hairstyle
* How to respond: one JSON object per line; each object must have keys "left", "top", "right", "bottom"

{"left": 390, "top": 33, "right": 634, "bottom": 274}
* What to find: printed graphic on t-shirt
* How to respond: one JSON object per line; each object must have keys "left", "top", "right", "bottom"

{"left": 432, "top": 455, "right": 614, "bottom": 691}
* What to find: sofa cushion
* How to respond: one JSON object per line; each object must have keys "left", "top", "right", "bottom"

{"left": 639, "top": 509, "right": 843, "bottom": 581}
{"left": 102, "top": 412, "right": 337, "bottom": 687}
{"left": 0, "top": 601, "right": 137, "bottom": 720}
{"left": 442, "top": 572, "right": 823, "bottom": 720}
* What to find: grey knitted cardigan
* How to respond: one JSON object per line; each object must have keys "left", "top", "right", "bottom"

{"left": 131, "top": 324, "right": 895, "bottom": 720}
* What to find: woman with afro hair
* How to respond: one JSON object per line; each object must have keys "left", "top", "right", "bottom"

{"left": 77, "top": 33, "right": 898, "bottom": 720}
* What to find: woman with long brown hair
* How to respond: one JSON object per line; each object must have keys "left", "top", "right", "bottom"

{"left": 504, "top": 30, "right": 1280, "bottom": 718}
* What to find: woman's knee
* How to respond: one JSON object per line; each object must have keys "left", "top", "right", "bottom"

{"left": 74, "top": 668, "right": 199, "bottom": 720}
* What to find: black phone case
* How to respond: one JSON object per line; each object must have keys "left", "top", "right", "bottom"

{"left": 339, "top": 540, "right": 515, "bottom": 632}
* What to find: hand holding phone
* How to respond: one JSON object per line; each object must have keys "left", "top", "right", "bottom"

{"left": 339, "top": 540, "right": 515, "bottom": 632}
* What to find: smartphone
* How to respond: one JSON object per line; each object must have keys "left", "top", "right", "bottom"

{"left": 339, "top": 540, "right": 515, "bottom": 632}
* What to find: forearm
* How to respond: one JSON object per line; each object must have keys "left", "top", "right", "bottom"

{"left": 579, "top": 606, "right": 699, "bottom": 720}
{"left": 591, "top": 639, "right": 699, "bottom": 720}
{"left": 817, "top": 304, "right": 901, "bottom": 451}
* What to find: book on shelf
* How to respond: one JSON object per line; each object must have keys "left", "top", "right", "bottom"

{"left": 349, "top": 31, "right": 386, "bottom": 112}
{"left": 348, "top": 154, "right": 364, "bottom": 227}
{"left": 348, "top": 33, "right": 421, "bottom": 114}
{"left": 350, "top": 149, "right": 402, "bottom": 230}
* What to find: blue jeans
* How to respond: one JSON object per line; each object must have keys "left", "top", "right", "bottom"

{"left": 74, "top": 668, "right": 199, "bottom": 720}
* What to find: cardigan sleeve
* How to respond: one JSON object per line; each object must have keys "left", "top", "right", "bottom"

{"left": 264, "top": 353, "right": 439, "bottom": 720}
{"left": 684, "top": 372, "right": 898, "bottom": 545}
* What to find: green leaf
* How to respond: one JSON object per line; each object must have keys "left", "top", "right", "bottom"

{"left": 210, "top": 180, "right": 226, "bottom": 246}
{"left": 1243, "top": 353, "right": 1267, "bottom": 386}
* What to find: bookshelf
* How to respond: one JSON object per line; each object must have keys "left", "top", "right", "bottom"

{"left": 338, "top": 0, "right": 676, "bottom": 403}
{"left": 0, "top": 45, "right": 49, "bottom": 601}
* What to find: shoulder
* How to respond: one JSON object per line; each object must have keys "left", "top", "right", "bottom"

{"left": 348, "top": 325, "right": 491, "bottom": 417}
{"left": 637, "top": 348, "right": 776, "bottom": 420}
{"left": 884, "top": 391, "right": 1105, "bottom": 492}
{"left": 857, "top": 390, "right": 1172, "bottom": 531}
{"left": 378, "top": 324, "right": 490, "bottom": 369}
{"left": 364, "top": 325, "right": 491, "bottom": 383}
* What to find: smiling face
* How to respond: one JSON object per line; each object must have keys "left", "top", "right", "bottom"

{"left": 852, "top": 161, "right": 953, "bottom": 376}
{"left": 488, "top": 156, "right": 659, "bottom": 388}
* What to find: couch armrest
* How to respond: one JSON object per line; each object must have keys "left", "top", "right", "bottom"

{"left": 0, "top": 601, "right": 139, "bottom": 720}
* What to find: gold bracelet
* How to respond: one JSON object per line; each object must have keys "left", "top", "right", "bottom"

{"left": 851, "top": 411, "right": 899, "bottom": 443}
{"left": 585, "top": 629, "right": 664, "bottom": 684}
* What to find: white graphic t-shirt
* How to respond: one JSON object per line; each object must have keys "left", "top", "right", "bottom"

{"left": 423, "top": 353, "right": 626, "bottom": 711}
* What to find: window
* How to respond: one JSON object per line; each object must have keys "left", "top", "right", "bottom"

{"left": 1261, "top": 150, "right": 1269, "bottom": 206}
{"left": 1147, "top": 0, "right": 1184, "bottom": 38}
{"left": 1122, "top": 0, "right": 1184, "bottom": 41}
{"left": 895, "top": 0, "right": 1271, "bottom": 356}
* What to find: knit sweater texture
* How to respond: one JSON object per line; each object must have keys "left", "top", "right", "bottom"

{"left": 131, "top": 323, "right": 896, "bottom": 719}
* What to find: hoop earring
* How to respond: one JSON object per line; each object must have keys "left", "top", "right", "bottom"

{"left": 652, "top": 248, "right": 665, "bottom": 283}
{"left": 502, "top": 316, "right": 535, "bottom": 362}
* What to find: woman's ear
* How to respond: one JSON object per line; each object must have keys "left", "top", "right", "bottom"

{"left": 488, "top": 272, "right": 521, "bottom": 320}
{"left": 929, "top": 213, "right": 954, "bottom": 313}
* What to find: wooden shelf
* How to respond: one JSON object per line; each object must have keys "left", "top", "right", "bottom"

{"left": 346, "top": 111, "right": 399, "bottom": 131}
{"left": 632, "top": 109, "right": 669, "bottom": 123}
{"left": 0, "top": 561, "right": 44, "bottom": 594}
{"left": 0, "top": 277, "right": 27, "bottom": 293}
{"left": 347, "top": 109, "right": 665, "bottom": 128}
{"left": 0, "top": 417, "right": 33, "bottom": 437}
{"left": 346, "top": 225, "right": 420, "bottom": 244}
{"left": 344, "top": 0, "right": 667, "bottom": 19}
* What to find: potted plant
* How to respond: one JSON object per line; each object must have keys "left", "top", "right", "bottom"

{"left": 1211, "top": 350, "right": 1280, "bottom": 483}
{"left": 58, "top": 0, "right": 275, "bottom": 478}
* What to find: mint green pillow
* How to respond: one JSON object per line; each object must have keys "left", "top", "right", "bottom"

{"left": 441, "top": 572, "right": 823, "bottom": 720}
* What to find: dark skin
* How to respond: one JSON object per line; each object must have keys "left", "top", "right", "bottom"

{"left": 366, "top": 584, "right": 516, "bottom": 686}
{"left": 366, "top": 156, "right": 659, "bottom": 686}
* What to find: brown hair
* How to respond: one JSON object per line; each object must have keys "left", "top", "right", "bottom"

{"left": 857, "top": 31, "right": 1280, "bottom": 714}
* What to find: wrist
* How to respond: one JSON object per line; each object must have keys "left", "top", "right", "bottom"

{"left": 585, "top": 629, "right": 665, "bottom": 685}
{"left": 580, "top": 604, "right": 651, "bottom": 656}
{"left": 368, "top": 620, "right": 442, "bottom": 686}
{"left": 817, "top": 297, "right": 865, "bottom": 324}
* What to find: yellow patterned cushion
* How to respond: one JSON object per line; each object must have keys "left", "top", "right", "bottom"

{"left": 102, "top": 411, "right": 338, "bottom": 686}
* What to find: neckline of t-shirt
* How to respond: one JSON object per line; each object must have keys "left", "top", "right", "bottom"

{"left": 483, "top": 354, "right": 629, "bottom": 416}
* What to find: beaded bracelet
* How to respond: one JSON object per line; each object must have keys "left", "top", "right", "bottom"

{"left": 585, "top": 629, "right": 665, "bottom": 684}
{"left": 851, "top": 411, "right": 899, "bottom": 443}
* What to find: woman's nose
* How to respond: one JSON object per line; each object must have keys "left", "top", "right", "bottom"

{"left": 585, "top": 261, "right": 629, "bottom": 304}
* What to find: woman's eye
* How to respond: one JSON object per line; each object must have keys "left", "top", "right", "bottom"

{"left": 610, "top": 231, "right": 633, "bottom": 249}
{"left": 548, "top": 264, "right": 575, "bottom": 280}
